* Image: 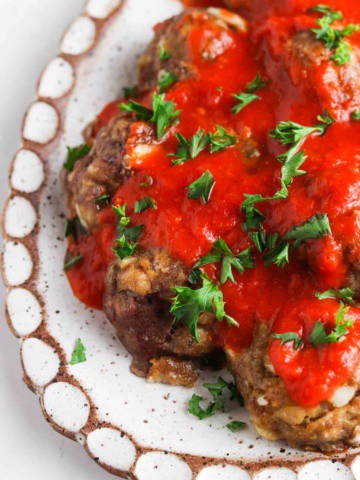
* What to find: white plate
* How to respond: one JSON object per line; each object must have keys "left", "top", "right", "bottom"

{"left": 1, "top": 0, "right": 360, "bottom": 478}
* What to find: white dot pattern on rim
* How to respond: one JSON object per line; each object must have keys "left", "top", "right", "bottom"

{"left": 351, "top": 455, "right": 360, "bottom": 478}
{"left": 86, "top": 0, "right": 122, "bottom": 19}
{"left": 43, "top": 382, "right": 90, "bottom": 433}
{"left": 298, "top": 461, "right": 354, "bottom": 480}
{"left": 6, "top": 288, "right": 42, "bottom": 336}
{"left": 254, "top": 467, "right": 297, "bottom": 480}
{"left": 86, "top": 428, "right": 136, "bottom": 471}
{"left": 11, "top": 150, "right": 44, "bottom": 193}
{"left": 60, "top": 16, "right": 96, "bottom": 55}
{"left": 23, "top": 102, "right": 59, "bottom": 144}
{"left": 38, "top": 57, "right": 75, "bottom": 99}
{"left": 197, "top": 465, "right": 251, "bottom": 480}
{"left": 21, "top": 338, "right": 60, "bottom": 388}
{"left": 135, "top": 452, "right": 192, "bottom": 480}
{"left": 4, "top": 197, "right": 37, "bottom": 238}
{"left": 3, "top": 242, "right": 33, "bottom": 286}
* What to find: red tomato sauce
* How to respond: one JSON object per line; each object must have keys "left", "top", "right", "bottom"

{"left": 67, "top": 5, "right": 360, "bottom": 407}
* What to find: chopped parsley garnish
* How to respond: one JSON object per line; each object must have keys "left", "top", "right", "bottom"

{"left": 263, "top": 241, "right": 290, "bottom": 268}
{"left": 139, "top": 174, "right": 154, "bottom": 187}
{"left": 170, "top": 126, "right": 236, "bottom": 165}
{"left": 158, "top": 71, "right": 177, "bottom": 92}
{"left": 284, "top": 213, "right": 332, "bottom": 248}
{"left": 120, "top": 99, "right": 153, "bottom": 120}
{"left": 241, "top": 113, "right": 334, "bottom": 222}
{"left": 273, "top": 332, "right": 304, "bottom": 350}
{"left": 232, "top": 72, "right": 267, "bottom": 114}
{"left": 352, "top": 110, "right": 360, "bottom": 121}
{"left": 189, "top": 377, "right": 243, "bottom": 420}
{"left": 63, "top": 144, "right": 91, "bottom": 172}
{"left": 273, "top": 302, "right": 354, "bottom": 350}
{"left": 159, "top": 45, "right": 171, "bottom": 61}
{"left": 315, "top": 287, "right": 355, "bottom": 303}
{"left": 120, "top": 93, "right": 181, "bottom": 139}
{"left": 195, "top": 239, "right": 254, "bottom": 284}
{"left": 171, "top": 274, "right": 238, "bottom": 343}
{"left": 226, "top": 421, "right": 247, "bottom": 432}
{"left": 112, "top": 204, "right": 143, "bottom": 260}
{"left": 308, "top": 302, "right": 354, "bottom": 346}
{"left": 96, "top": 194, "right": 111, "bottom": 205}
{"left": 309, "top": 5, "right": 359, "bottom": 66}
{"left": 123, "top": 85, "right": 139, "bottom": 99}
{"left": 134, "top": 196, "right": 157, "bottom": 213}
{"left": 65, "top": 217, "right": 87, "bottom": 241}
{"left": 69, "top": 338, "right": 87, "bottom": 365}
{"left": 64, "top": 251, "right": 83, "bottom": 271}
{"left": 186, "top": 170, "right": 215, "bottom": 204}
{"left": 209, "top": 125, "right": 237, "bottom": 153}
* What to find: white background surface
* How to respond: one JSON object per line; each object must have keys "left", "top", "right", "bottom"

{"left": 0, "top": 1, "right": 114, "bottom": 478}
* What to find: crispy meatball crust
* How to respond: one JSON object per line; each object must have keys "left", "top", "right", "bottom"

{"left": 104, "top": 249, "right": 216, "bottom": 376}
{"left": 227, "top": 323, "right": 360, "bottom": 452}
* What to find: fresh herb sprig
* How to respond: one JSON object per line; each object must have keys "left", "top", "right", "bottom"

{"left": 195, "top": 239, "right": 254, "bottom": 284}
{"left": 63, "top": 144, "right": 91, "bottom": 172}
{"left": 186, "top": 170, "right": 215, "bottom": 204}
{"left": 189, "top": 377, "right": 243, "bottom": 419}
{"left": 273, "top": 301, "right": 354, "bottom": 350}
{"left": 134, "top": 196, "right": 157, "bottom": 213}
{"left": 309, "top": 5, "right": 359, "bottom": 65}
{"left": 70, "top": 338, "right": 87, "bottom": 365}
{"left": 171, "top": 274, "right": 238, "bottom": 343}
{"left": 112, "top": 204, "right": 143, "bottom": 260}
{"left": 120, "top": 93, "right": 181, "bottom": 139}
{"left": 170, "top": 126, "right": 237, "bottom": 165}
{"left": 232, "top": 72, "right": 268, "bottom": 114}
{"left": 315, "top": 287, "right": 356, "bottom": 303}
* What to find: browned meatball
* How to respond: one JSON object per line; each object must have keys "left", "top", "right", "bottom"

{"left": 67, "top": 113, "right": 157, "bottom": 231}
{"left": 104, "top": 249, "right": 216, "bottom": 377}
{"left": 138, "top": 8, "right": 247, "bottom": 92}
{"left": 227, "top": 323, "right": 360, "bottom": 452}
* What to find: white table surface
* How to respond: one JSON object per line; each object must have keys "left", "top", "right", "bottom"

{"left": 0, "top": 1, "right": 115, "bottom": 478}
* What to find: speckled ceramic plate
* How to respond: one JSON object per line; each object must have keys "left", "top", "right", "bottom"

{"left": 2, "top": 1, "right": 360, "bottom": 479}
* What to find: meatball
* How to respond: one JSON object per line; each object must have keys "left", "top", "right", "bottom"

{"left": 67, "top": 113, "right": 156, "bottom": 231}
{"left": 227, "top": 322, "right": 360, "bottom": 452}
{"left": 104, "top": 249, "right": 216, "bottom": 376}
{"left": 261, "top": 17, "right": 360, "bottom": 122}
{"left": 138, "top": 8, "right": 247, "bottom": 92}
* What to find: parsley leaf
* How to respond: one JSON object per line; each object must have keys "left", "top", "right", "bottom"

{"left": 112, "top": 204, "right": 143, "bottom": 260}
{"left": 120, "top": 93, "right": 181, "bottom": 139}
{"left": 315, "top": 287, "right": 356, "bottom": 303}
{"left": 284, "top": 213, "right": 331, "bottom": 248}
{"left": 170, "top": 126, "right": 236, "bottom": 165}
{"left": 227, "top": 421, "right": 247, "bottom": 432}
{"left": 70, "top": 338, "right": 87, "bottom": 365}
{"left": 232, "top": 72, "right": 267, "bottom": 114}
{"left": 120, "top": 99, "right": 153, "bottom": 120}
{"left": 171, "top": 274, "right": 238, "bottom": 343}
{"left": 96, "top": 194, "right": 111, "bottom": 205}
{"left": 123, "top": 85, "right": 139, "bottom": 99}
{"left": 352, "top": 110, "right": 360, "bottom": 121}
{"left": 209, "top": 125, "right": 237, "bottom": 153}
{"left": 195, "top": 239, "right": 254, "bottom": 284}
{"left": 159, "top": 45, "right": 171, "bottom": 61}
{"left": 270, "top": 121, "right": 323, "bottom": 145}
{"left": 272, "top": 332, "right": 304, "bottom": 350}
{"left": 64, "top": 251, "right": 83, "bottom": 271}
{"left": 158, "top": 71, "right": 177, "bottom": 92}
{"left": 309, "top": 5, "right": 359, "bottom": 65}
{"left": 187, "top": 170, "right": 215, "bottom": 204}
{"left": 134, "top": 196, "right": 157, "bottom": 213}
{"left": 263, "top": 241, "right": 290, "bottom": 268}
{"left": 188, "top": 394, "right": 220, "bottom": 419}
{"left": 63, "top": 144, "right": 91, "bottom": 172}
{"left": 151, "top": 93, "right": 181, "bottom": 139}
{"left": 308, "top": 302, "right": 354, "bottom": 346}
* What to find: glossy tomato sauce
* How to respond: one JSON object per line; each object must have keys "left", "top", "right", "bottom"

{"left": 67, "top": 3, "right": 360, "bottom": 407}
